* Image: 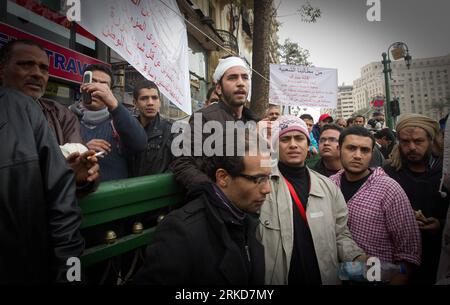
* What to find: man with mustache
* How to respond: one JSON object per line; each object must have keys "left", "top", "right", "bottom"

{"left": 0, "top": 39, "right": 99, "bottom": 196}
{"left": 383, "top": 114, "right": 450, "bottom": 284}
{"left": 171, "top": 56, "right": 259, "bottom": 191}
{"left": 330, "top": 126, "right": 421, "bottom": 284}
{"left": 128, "top": 80, "right": 173, "bottom": 176}
{"left": 258, "top": 115, "right": 366, "bottom": 285}
{"left": 265, "top": 104, "right": 281, "bottom": 121}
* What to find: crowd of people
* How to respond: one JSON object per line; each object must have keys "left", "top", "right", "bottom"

{"left": 1, "top": 38, "right": 449, "bottom": 286}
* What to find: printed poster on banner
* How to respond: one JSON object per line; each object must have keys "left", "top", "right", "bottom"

{"left": 79, "top": 0, "right": 191, "bottom": 115}
{"left": 269, "top": 64, "right": 338, "bottom": 109}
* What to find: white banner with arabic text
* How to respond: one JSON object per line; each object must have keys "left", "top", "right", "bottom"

{"left": 79, "top": 0, "right": 191, "bottom": 114}
{"left": 269, "top": 64, "right": 338, "bottom": 109}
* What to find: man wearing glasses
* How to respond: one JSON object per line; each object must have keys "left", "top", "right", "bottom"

{"left": 313, "top": 124, "right": 344, "bottom": 177}
{"left": 258, "top": 115, "right": 366, "bottom": 285}
{"left": 135, "top": 133, "right": 271, "bottom": 284}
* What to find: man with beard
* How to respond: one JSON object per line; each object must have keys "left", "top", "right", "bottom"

{"left": 171, "top": 56, "right": 259, "bottom": 191}
{"left": 383, "top": 114, "right": 450, "bottom": 284}
{"left": 330, "top": 126, "right": 421, "bottom": 284}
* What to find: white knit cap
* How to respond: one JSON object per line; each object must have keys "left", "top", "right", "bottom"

{"left": 272, "top": 115, "right": 311, "bottom": 147}
{"left": 212, "top": 57, "right": 250, "bottom": 83}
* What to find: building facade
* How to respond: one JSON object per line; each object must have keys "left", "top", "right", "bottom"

{"left": 353, "top": 54, "right": 450, "bottom": 121}
{"left": 336, "top": 85, "right": 354, "bottom": 119}
{"left": 0, "top": 0, "right": 279, "bottom": 119}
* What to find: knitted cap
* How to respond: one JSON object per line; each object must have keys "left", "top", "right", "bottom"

{"left": 272, "top": 115, "right": 310, "bottom": 144}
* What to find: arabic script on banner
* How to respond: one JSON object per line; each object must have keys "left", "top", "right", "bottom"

{"left": 269, "top": 64, "right": 338, "bottom": 109}
{"left": 79, "top": 0, "right": 191, "bottom": 114}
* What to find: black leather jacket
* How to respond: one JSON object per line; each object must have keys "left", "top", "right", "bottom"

{"left": 0, "top": 88, "right": 84, "bottom": 284}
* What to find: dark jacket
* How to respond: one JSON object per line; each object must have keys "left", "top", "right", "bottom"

{"left": 384, "top": 159, "right": 450, "bottom": 284}
{"left": 39, "top": 97, "right": 83, "bottom": 145}
{"left": 39, "top": 98, "right": 99, "bottom": 197}
{"left": 128, "top": 113, "right": 173, "bottom": 177}
{"left": 134, "top": 184, "right": 265, "bottom": 285}
{"left": 312, "top": 158, "right": 341, "bottom": 177}
{"left": 312, "top": 123, "right": 321, "bottom": 144}
{"left": 75, "top": 103, "right": 147, "bottom": 181}
{"left": 171, "top": 101, "right": 259, "bottom": 190}
{"left": 370, "top": 144, "right": 386, "bottom": 167}
{"left": 0, "top": 88, "right": 84, "bottom": 284}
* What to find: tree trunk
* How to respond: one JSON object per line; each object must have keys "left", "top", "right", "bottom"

{"left": 250, "top": 0, "right": 272, "bottom": 118}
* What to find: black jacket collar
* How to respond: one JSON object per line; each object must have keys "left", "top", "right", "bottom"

{"left": 217, "top": 101, "right": 260, "bottom": 122}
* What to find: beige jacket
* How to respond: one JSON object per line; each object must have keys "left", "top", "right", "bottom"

{"left": 257, "top": 166, "right": 364, "bottom": 285}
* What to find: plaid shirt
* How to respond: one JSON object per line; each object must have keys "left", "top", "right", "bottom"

{"left": 330, "top": 167, "right": 421, "bottom": 266}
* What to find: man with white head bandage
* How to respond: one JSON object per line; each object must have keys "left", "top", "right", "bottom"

{"left": 171, "top": 56, "right": 260, "bottom": 191}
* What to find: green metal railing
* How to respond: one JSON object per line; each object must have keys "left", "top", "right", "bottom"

{"left": 79, "top": 173, "right": 184, "bottom": 267}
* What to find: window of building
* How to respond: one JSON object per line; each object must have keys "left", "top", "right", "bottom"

{"left": 188, "top": 35, "right": 208, "bottom": 111}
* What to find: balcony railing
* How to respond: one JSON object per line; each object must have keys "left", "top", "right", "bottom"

{"left": 216, "top": 29, "right": 239, "bottom": 55}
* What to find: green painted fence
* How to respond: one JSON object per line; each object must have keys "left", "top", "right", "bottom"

{"left": 79, "top": 173, "right": 184, "bottom": 267}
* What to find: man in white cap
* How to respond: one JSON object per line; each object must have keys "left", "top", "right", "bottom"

{"left": 171, "top": 56, "right": 259, "bottom": 190}
{"left": 257, "top": 115, "right": 366, "bottom": 285}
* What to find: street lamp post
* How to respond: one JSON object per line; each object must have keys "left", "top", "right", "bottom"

{"left": 382, "top": 52, "right": 392, "bottom": 128}
{"left": 381, "top": 42, "right": 412, "bottom": 129}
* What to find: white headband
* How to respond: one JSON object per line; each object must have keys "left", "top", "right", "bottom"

{"left": 212, "top": 57, "right": 250, "bottom": 83}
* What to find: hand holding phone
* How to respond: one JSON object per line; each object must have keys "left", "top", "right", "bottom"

{"left": 82, "top": 71, "right": 93, "bottom": 104}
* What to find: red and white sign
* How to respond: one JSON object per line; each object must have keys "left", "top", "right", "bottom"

{"left": 0, "top": 22, "right": 107, "bottom": 83}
